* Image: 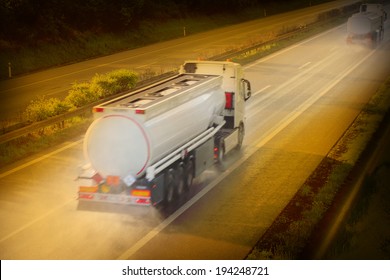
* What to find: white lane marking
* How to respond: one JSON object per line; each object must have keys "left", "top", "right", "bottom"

{"left": 118, "top": 43, "right": 377, "bottom": 261}
{"left": 247, "top": 51, "right": 338, "bottom": 117}
{"left": 252, "top": 85, "right": 271, "bottom": 97}
{"left": 255, "top": 49, "right": 376, "bottom": 148}
{"left": 299, "top": 61, "right": 312, "bottom": 69}
{"left": 0, "top": 199, "right": 75, "bottom": 243}
{"left": 117, "top": 144, "right": 255, "bottom": 260}
{"left": 0, "top": 139, "right": 83, "bottom": 179}
{"left": 0, "top": 140, "right": 82, "bottom": 243}
{"left": 243, "top": 23, "right": 345, "bottom": 69}
{"left": 135, "top": 62, "right": 157, "bottom": 69}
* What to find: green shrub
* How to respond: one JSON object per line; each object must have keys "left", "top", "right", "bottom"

{"left": 24, "top": 96, "right": 70, "bottom": 122}
{"left": 90, "top": 74, "right": 113, "bottom": 98}
{"left": 22, "top": 69, "right": 138, "bottom": 122}
{"left": 66, "top": 82, "right": 99, "bottom": 108}
{"left": 107, "top": 69, "right": 138, "bottom": 90}
{"left": 91, "top": 69, "right": 138, "bottom": 98}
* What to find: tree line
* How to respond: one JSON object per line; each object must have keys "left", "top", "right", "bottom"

{"left": 0, "top": 0, "right": 325, "bottom": 46}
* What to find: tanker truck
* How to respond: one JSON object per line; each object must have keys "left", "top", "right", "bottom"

{"left": 346, "top": 3, "right": 387, "bottom": 48}
{"left": 77, "top": 60, "right": 251, "bottom": 206}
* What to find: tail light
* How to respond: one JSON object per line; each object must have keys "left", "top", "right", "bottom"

{"left": 214, "top": 147, "right": 219, "bottom": 159}
{"left": 93, "top": 107, "right": 104, "bottom": 113}
{"left": 131, "top": 189, "right": 151, "bottom": 197}
{"left": 225, "top": 92, "right": 234, "bottom": 109}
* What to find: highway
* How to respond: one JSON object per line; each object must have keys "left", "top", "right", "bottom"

{"left": 1, "top": 4, "right": 390, "bottom": 259}
{"left": 0, "top": 0, "right": 358, "bottom": 121}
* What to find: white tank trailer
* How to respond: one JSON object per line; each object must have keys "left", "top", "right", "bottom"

{"left": 347, "top": 3, "right": 387, "bottom": 48}
{"left": 84, "top": 75, "right": 225, "bottom": 179}
{"left": 78, "top": 60, "right": 251, "bottom": 206}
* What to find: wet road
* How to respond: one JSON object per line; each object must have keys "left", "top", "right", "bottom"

{"left": 1, "top": 6, "right": 390, "bottom": 259}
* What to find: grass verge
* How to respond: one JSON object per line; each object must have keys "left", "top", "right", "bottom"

{"left": 0, "top": 1, "right": 358, "bottom": 80}
{"left": 325, "top": 153, "right": 390, "bottom": 259}
{"left": 0, "top": 115, "right": 92, "bottom": 168}
{"left": 0, "top": 7, "right": 276, "bottom": 80}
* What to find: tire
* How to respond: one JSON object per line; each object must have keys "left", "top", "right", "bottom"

{"left": 164, "top": 169, "right": 175, "bottom": 204}
{"left": 371, "top": 31, "right": 379, "bottom": 49}
{"left": 237, "top": 122, "right": 245, "bottom": 150}
{"left": 184, "top": 159, "right": 194, "bottom": 189}
{"left": 380, "top": 28, "right": 384, "bottom": 42}
{"left": 217, "top": 138, "right": 225, "bottom": 163}
{"left": 175, "top": 163, "right": 185, "bottom": 197}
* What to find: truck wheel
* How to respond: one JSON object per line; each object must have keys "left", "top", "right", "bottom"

{"left": 237, "top": 122, "right": 245, "bottom": 150}
{"left": 164, "top": 169, "right": 175, "bottom": 204}
{"left": 372, "top": 32, "right": 378, "bottom": 49}
{"left": 175, "top": 163, "right": 185, "bottom": 197}
{"left": 217, "top": 138, "right": 225, "bottom": 163}
{"left": 184, "top": 159, "right": 194, "bottom": 189}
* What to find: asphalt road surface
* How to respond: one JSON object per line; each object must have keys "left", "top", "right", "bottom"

{"left": 0, "top": 0, "right": 358, "bottom": 121}
{"left": 1, "top": 4, "right": 389, "bottom": 259}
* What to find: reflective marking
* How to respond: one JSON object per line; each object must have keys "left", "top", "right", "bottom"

{"left": 299, "top": 61, "right": 312, "bottom": 69}
{"left": 252, "top": 85, "right": 271, "bottom": 97}
{"left": 244, "top": 24, "right": 344, "bottom": 68}
{"left": 255, "top": 48, "right": 376, "bottom": 148}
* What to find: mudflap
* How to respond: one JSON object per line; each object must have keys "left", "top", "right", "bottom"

{"left": 151, "top": 173, "right": 165, "bottom": 206}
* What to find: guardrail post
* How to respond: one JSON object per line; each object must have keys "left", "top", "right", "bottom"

{"left": 183, "top": 26, "right": 186, "bottom": 37}
{"left": 8, "top": 62, "right": 12, "bottom": 78}
{"left": 264, "top": 9, "right": 267, "bottom": 17}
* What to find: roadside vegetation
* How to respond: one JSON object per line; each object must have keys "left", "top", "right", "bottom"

{"left": 0, "top": 116, "right": 92, "bottom": 168}
{"left": 0, "top": 0, "right": 335, "bottom": 79}
{"left": 326, "top": 150, "right": 390, "bottom": 259}
{"left": 24, "top": 69, "right": 138, "bottom": 122}
{"left": 323, "top": 80, "right": 390, "bottom": 259}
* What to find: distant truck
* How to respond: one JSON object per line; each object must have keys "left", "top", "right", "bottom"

{"left": 347, "top": 3, "right": 387, "bottom": 48}
{"left": 77, "top": 60, "right": 251, "bottom": 206}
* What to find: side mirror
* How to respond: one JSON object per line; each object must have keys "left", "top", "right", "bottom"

{"left": 242, "top": 79, "right": 251, "bottom": 101}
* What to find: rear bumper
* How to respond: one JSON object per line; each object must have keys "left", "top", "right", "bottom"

{"left": 78, "top": 191, "right": 151, "bottom": 206}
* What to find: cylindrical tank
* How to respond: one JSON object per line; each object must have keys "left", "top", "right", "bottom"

{"left": 84, "top": 85, "right": 225, "bottom": 179}
{"left": 347, "top": 13, "right": 381, "bottom": 36}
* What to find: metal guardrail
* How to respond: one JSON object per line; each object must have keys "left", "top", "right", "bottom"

{"left": 0, "top": 3, "right": 360, "bottom": 145}
{"left": 0, "top": 106, "right": 91, "bottom": 144}
{"left": 0, "top": 71, "right": 176, "bottom": 145}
